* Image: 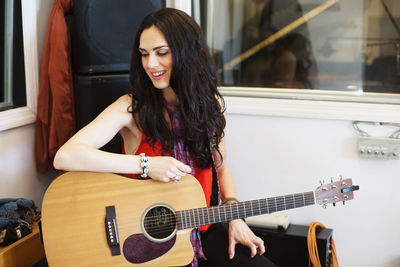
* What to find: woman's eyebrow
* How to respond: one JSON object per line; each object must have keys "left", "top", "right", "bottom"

{"left": 139, "top": 45, "right": 169, "bottom": 52}
{"left": 152, "top": 45, "right": 168, "bottom": 51}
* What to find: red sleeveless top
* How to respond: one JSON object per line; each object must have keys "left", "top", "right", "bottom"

{"left": 121, "top": 133, "right": 213, "bottom": 232}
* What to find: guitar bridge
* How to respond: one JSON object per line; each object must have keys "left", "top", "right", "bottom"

{"left": 105, "top": 205, "right": 121, "bottom": 256}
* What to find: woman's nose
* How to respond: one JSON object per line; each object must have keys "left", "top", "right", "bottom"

{"left": 148, "top": 53, "right": 159, "bottom": 68}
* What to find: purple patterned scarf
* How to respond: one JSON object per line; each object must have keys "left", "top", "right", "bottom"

{"left": 165, "top": 103, "right": 207, "bottom": 266}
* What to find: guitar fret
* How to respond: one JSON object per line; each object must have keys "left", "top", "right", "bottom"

{"left": 184, "top": 210, "right": 187, "bottom": 228}
{"left": 181, "top": 210, "right": 185, "bottom": 229}
{"left": 305, "top": 192, "right": 315, "bottom": 206}
{"left": 278, "top": 196, "right": 285, "bottom": 211}
{"left": 197, "top": 209, "right": 201, "bottom": 226}
{"left": 182, "top": 210, "right": 186, "bottom": 229}
{"left": 250, "top": 201, "right": 253, "bottom": 217}
{"left": 285, "top": 195, "right": 294, "bottom": 209}
{"left": 234, "top": 203, "right": 237, "bottom": 219}
{"left": 257, "top": 199, "right": 261, "bottom": 216}
{"left": 261, "top": 198, "right": 268, "bottom": 214}
{"left": 267, "top": 197, "right": 275, "bottom": 213}
{"left": 192, "top": 209, "right": 196, "bottom": 227}
{"left": 189, "top": 210, "right": 193, "bottom": 227}
{"left": 188, "top": 209, "right": 192, "bottom": 228}
{"left": 223, "top": 205, "right": 226, "bottom": 222}
{"left": 283, "top": 195, "right": 293, "bottom": 209}
{"left": 236, "top": 203, "right": 242, "bottom": 218}
{"left": 283, "top": 196, "right": 286, "bottom": 210}
{"left": 212, "top": 206, "right": 216, "bottom": 224}
{"left": 184, "top": 210, "right": 189, "bottom": 228}
{"left": 198, "top": 208, "right": 202, "bottom": 226}
{"left": 295, "top": 193, "right": 304, "bottom": 207}
{"left": 292, "top": 194, "right": 296, "bottom": 208}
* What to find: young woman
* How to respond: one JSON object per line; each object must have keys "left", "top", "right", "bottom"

{"left": 54, "top": 8, "right": 275, "bottom": 267}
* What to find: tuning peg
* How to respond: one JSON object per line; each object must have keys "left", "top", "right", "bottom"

{"left": 339, "top": 175, "right": 343, "bottom": 180}
{"left": 320, "top": 179, "right": 325, "bottom": 185}
{"left": 333, "top": 196, "right": 338, "bottom": 206}
{"left": 343, "top": 201, "right": 345, "bottom": 205}
{"left": 323, "top": 199, "right": 328, "bottom": 209}
{"left": 330, "top": 177, "right": 334, "bottom": 183}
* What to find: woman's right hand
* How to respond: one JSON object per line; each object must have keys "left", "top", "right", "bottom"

{"left": 147, "top": 156, "right": 192, "bottom": 182}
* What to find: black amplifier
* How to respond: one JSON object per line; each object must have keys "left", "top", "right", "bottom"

{"left": 250, "top": 224, "right": 333, "bottom": 267}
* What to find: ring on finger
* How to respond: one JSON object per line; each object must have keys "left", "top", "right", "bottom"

{"left": 172, "top": 175, "right": 181, "bottom": 182}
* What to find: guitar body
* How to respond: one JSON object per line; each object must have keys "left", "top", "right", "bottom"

{"left": 41, "top": 172, "right": 206, "bottom": 267}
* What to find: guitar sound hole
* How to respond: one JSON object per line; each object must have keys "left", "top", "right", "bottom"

{"left": 143, "top": 205, "right": 177, "bottom": 240}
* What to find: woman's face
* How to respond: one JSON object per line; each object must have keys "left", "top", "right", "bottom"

{"left": 139, "top": 26, "right": 173, "bottom": 90}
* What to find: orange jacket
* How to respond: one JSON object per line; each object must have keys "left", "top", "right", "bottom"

{"left": 35, "top": 0, "right": 75, "bottom": 172}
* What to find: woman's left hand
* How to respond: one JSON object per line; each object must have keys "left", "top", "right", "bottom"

{"left": 228, "top": 219, "right": 265, "bottom": 259}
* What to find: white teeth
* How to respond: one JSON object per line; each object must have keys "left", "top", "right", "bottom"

{"left": 153, "top": 71, "right": 164, "bottom": 77}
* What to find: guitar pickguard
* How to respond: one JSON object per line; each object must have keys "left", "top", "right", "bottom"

{"left": 123, "top": 233, "right": 176, "bottom": 263}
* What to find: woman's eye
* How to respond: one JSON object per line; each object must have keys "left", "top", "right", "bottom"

{"left": 158, "top": 51, "right": 168, "bottom": 56}
{"left": 140, "top": 53, "right": 149, "bottom": 57}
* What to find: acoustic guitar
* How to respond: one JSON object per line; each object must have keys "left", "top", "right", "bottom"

{"left": 41, "top": 172, "right": 358, "bottom": 266}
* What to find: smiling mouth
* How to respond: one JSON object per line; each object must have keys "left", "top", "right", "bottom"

{"left": 151, "top": 71, "right": 166, "bottom": 79}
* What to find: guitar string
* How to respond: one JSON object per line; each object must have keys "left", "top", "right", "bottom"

{"left": 140, "top": 193, "right": 315, "bottom": 227}
{"left": 141, "top": 189, "right": 342, "bottom": 236}
{"left": 143, "top": 201, "right": 316, "bottom": 236}
{"left": 141, "top": 192, "right": 314, "bottom": 225}
{"left": 140, "top": 195, "right": 315, "bottom": 234}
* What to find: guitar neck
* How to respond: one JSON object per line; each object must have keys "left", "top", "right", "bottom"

{"left": 176, "top": 191, "right": 315, "bottom": 230}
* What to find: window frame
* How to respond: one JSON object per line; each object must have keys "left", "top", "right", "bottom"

{"left": 175, "top": 1, "right": 400, "bottom": 123}
{"left": 0, "top": 0, "right": 38, "bottom": 132}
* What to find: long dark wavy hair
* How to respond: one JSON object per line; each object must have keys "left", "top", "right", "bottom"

{"left": 129, "top": 8, "right": 226, "bottom": 169}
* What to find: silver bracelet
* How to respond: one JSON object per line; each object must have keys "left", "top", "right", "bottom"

{"left": 139, "top": 153, "right": 149, "bottom": 179}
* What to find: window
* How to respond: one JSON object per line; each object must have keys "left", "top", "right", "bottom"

{"left": 0, "top": 0, "right": 37, "bottom": 131}
{"left": 192, "top": 0, "right": 400, "bottom": 106}
{"left": 1, "top": 0, "right": 26, "bottom": 112}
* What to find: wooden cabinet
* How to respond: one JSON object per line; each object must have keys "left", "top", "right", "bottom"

{"left": 0, "top": 224, "right": 45, "bottom": 267}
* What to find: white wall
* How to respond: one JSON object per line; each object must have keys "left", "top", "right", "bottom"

{"left": 0, "top": 0, "right": 56, "bottom": 207}
{"left": 1, "top": 0, "right": 399, "bottom": 266}
{"left": 225, "top": 112, "right": 400, "bottom": 267}
{"left": 0, "top": 124, "right": 53, "bottom": 205}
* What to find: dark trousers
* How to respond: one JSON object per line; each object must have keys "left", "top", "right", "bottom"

{"left": 183, "top": 223, "right": 277, "bottom": 267}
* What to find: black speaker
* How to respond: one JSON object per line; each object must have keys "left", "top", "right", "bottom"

{"left": 250, "top": 224, "right": 333, "bottom": 267}
{"left": 74, "top": 74, "right": 131, "bottom": 153}
{"left": 71, "top": 0, "right": 166, "bottom": 74}
{"left": 74, "top": 74, "right": 131, "bottom": 129}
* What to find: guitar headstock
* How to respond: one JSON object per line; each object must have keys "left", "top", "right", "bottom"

{"left": 315, "top": 177, "right": 359, "bottom": 208}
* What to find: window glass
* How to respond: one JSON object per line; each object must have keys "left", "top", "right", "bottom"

{"left": 194, "top": 0, "right": 400, "bottom": 95}
{"left": 1, "top": 0, "right": 26, "bottom": 112}
{"left": 1, "top": 0, "right": 6, "bottom": 106}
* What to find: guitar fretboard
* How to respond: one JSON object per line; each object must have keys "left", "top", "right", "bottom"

{"left": 176, "top": 192, "right": 314, "bottom": 230}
